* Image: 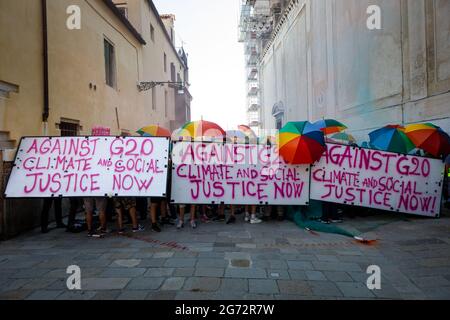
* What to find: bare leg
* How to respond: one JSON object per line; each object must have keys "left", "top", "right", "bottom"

{"left": 149, "top": 203, "right": 158, "bottom": 224}
{"left": 129, "top": 207, "right": 138, "bottom": 229}
{"left": 99, "top": 210, "right": 107, "bottom": 230}
{"left": 177, "top": 205, "right": 186, "bottom": 229}
{"left": 85, "top": 210, "right": 93, "bottom": 232}
{"left": 190, "top": 205, "right": 196, "bottom": 221}
{"left": 116, "top": 207, "right": 123, "bottom": 230}
{"left": 179, "top": 205, "right": 185, "bottom": 221}
{"left": 161, "top": 200, "right": 168, "bottom": 219}
{"left": 219, "top": 204, "right": 225, "bottom": 217}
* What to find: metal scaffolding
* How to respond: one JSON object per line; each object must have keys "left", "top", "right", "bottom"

{"left": 238, "top": 0, "right": 274, "bottom": 132}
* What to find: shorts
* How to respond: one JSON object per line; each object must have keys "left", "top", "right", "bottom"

{"left": 114, "top": 198, "right": 137, "bottom": 211}
{"left": 84, "top": 198, "right": 107, "bottom": 213}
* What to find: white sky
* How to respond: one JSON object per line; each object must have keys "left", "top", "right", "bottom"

{"left": 153, "top": 0, "right": 247, "bottom": 130}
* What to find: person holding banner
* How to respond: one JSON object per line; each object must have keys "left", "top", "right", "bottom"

{"left": 148, "top": 198, "right": 163, "bottom": 232}
{"left": 40, "top": 198, "right": 66, "bottom": 233}
{"left": 177, "top": 204, "right": 197, "bottom": 229}
{"left": 115, "top": 197, "right": 145, "bottom": 234}
{"left": 244, "top": 205, "right": 262, "bottom": 224}
{"left": 84, "top": 198, "right": 107, "bottom": 237}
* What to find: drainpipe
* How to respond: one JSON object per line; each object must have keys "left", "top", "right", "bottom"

{"left": 42, "top": 0, "right": 49, "bottom": 134}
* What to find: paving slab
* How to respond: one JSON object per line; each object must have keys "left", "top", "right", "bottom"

{"left": 249, "top": 279, "right": 279, "bottom": 294}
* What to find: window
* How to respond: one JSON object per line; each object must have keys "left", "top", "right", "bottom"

{"left": 150, "top": 24, "right": 155, "bottom": 42}
{"left": 170, "top": 63, "right": 176, "bottom": 82}
{"left": 152, "top": 86, "right": 156, "bottom": 110}
{"left": 164, "top": 90, "right": 168, "bottom": 117}
{"left": 104, "top": 38, "right": 116, "bottom": 88}
{"left": 59, "top": 119, "right": 80, "bottom": 137}
{"left": 276, "top": 118, "right": 283, "bottom": 130}
{"left": 164, "top": 53, "right": 167, "bottom": 73}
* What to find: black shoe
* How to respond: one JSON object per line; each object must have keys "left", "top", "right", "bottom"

{"left": 56, "top": 223, "right": 67, "bottom": 229}
{"left": 87, "top": 230, "right": 102, "bottom": 238}
{"left": 261, "top": 216, "right": 270, "bottom": 222}
{"left": 41, "top": 228, "right": 49, "bottom": 234}
{"left": 152, "top": 223, "right": 161, "bottom": 233}
{"left": 226, "top": 216, "right": 236, "bottom": 224}
{"left": 213, "top": 215, "right": 225, "bottom": 222}
{"left": 277, "top": 215, "right": 284, "bottom": 221}
{"left": 161, "top": 217, "right": 175, "bottom": 225}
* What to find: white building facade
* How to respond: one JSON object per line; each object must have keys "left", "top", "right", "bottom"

{"left": 245, "top": 0, "right": 450, "bottom": 141}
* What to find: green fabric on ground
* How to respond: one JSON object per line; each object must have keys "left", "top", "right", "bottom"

{"left": 287, "top": 201, "right": 358, "bottom": 238}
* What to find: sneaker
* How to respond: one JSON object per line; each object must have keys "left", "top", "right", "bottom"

{"left": 190, "top": 220, "right": 197, "bottom": 229}
{"left": 319, "top": 219, "right": 330, "bottom": 224}
{"left": 161, "top": 217, "right": 175, "bottom": 225}
{"left": 250, "top": 217, "right": 262, "bottom": 224}
{"left": 244, "top": 213, "right": 250, "bottom": 222}
{"left": 97, "top": 227, "right": 110, "bottom": 235}
{"left": 132, "top": 225, "right": 145, "bottom": 233}
{"left": 117, "top": 228, "right": 126, "bottom": 235}
{"left": 151, "top": 224, "right": 161, "bottom": 233}
{"left": 330, "top": 219, "right": 343, "bottom": 223}
{"left": 277, "top": 215, "right": 285, "bottom": 221}
{"left": 226, "top": 216, "right": 236, "bottom": 224}
{"left": 88, "top": 230, "right": 102, "bottom": 238}
{"left": 176, "top": 219, "right": 184, "bottom": 229}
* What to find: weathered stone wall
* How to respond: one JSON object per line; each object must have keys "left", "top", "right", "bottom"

{"left": 259, "top": 0, "right": 450, "bottom": 142}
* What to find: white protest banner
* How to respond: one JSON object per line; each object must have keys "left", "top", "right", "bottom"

{"left": 310, "top": 143, "right": 445, "bottom": 217}
{"left": 170, "top": 141, "right": 310, "bottom": 205}
{"left": 4, "top": 136, "right": 170, "bottom": 198}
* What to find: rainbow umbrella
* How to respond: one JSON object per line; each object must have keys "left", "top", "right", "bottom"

{"left": 137, "top": 125, "right": 171, "bottom": 137}
{"left": 238, "top": 125, "right": 257, "bottom": 139}
{"left": 278, "top": 121, "right": 326, "bottom": 164}
{"left": 312, "top": 119, "right": 347, "bottom": 135}
{"left": 405, "top": 123, "right": 450, "bottom": 158}
{"left": 369, "top": 125, "right": 415, "bottom": 154}
{"left": 171, "top": 127, "right": 193, "bottom": 141}
{"left": 181, "top": 120, "right": 225, "bottom": 139}
{"left": 327, "top": 132, "right": 357, "bottom": 145}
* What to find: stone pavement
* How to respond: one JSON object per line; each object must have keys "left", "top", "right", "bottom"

{"left": 1, "top": 211, "right": 450, "bottom": 300}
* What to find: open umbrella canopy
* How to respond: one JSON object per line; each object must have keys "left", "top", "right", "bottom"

{"left": 312, "top": 119, "right": 347, "bottom": 135}
{"left": 405, "top": 123, "right": 450, "bottom": 158}
{"left": 181, "top": 120, "right": 226, "bottom": 138}
{"left": 137, "top": 125, "right": 171, "bottom": 137}
{"left": 238, "top": 125, "right": 257, "bottom": 138}
{"left": 278, "top": 121, "right": 326, "bottom": 164}
{"left": 327, "top": 132, "right": 357, "bottom": 145}
{"left": 171, "top": 127, "right": 193, "bottom": 141}
{"left": 369, "top": 125, "right": 415, "bottom": 154}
